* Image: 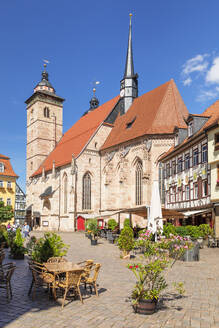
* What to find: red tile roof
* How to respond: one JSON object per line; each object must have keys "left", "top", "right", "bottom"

{"left": 101, "top": 80, "right": 189, "bottom": 150}
{"left": 32, "top": 95, "right": 120, "bottom": 177}
{"left": 160, "top": 100, "right": 219, "bottom": 161}
{"left": 0, "top": 154, "right": 18, "bottom": 178}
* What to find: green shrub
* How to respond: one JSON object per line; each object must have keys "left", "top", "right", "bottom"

{"left": 29, "top": 233, "right": 68, "bottom": 263}
{"left": 163, "top": 223, "right": 176, "bottom": 238}
{"left": 175, "top": 226, "right": 188, "bottom": 237}
{"left": 198, "top": 224, "right": 213, "bottom": 238}
{"left": 124, "top": 218, "right": 130, "bottom": 228}
{"left": 118, "top": 226, "right": 134, "bottom": 256}
{"left": 0, "top": 226, "right": 8, "bottom": 247}
{"left": 185, "top": 225, "right": 201, "bottom": 239}
{"left": 10, "top": 228, "right": 26, "bottom": 258}
{"left": 107, "top": 219, "right": 117, "bottom": 231}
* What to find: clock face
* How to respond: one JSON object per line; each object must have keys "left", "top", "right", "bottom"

{"left": 120, "top": 89, "right": 125, "bottom": 97}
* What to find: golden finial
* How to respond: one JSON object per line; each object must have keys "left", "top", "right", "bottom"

{"left": 93, "top": 87, "right": 96, "bottom": 95}
{"left": 43, "top": 63, "right": 47, "bottom": 69}
{"left": 129, "top": 13, "right": 132, "bottom": 24}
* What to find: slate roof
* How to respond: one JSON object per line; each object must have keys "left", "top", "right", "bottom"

{"left": 101, "top": 79, "right": 189, "bottom": 151}
{"left": 0, "top": 154, "right": 18, "bottom": 178}
{"left": 32, "top": 95, "right": 120, "bottom": 177}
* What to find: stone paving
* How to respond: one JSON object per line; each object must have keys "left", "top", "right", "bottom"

{"left": 1, "top": 232, "right": 219, "bottom": 328}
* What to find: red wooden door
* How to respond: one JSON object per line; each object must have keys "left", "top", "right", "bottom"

{"left": 77, "top": 216, "right": 85, "bottom": 231}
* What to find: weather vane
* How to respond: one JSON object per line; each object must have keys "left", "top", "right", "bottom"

{"left": 91, "top": 80, "right": 100, "bottom": 96}
{"left": 43, "top": 59, "right": 50, "bottom": 69}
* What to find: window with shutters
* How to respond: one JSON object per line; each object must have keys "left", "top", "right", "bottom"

{"left": 82, "top": 173, "right": 91, "bottom": 210}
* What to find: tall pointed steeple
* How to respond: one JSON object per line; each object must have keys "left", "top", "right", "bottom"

{"left": 120, "top": 13, "right": 138, "bottom": 114}
{"left": 124, "top": 13, "right": 134, "bottom": 78}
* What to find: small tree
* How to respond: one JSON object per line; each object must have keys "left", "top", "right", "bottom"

{"left": 108, "top": 219, "right": 117, "bottom": 231}
{"left": 0, "top": 201, "right": 14, "bottom": 224}
{"left": 124, "top": 218, "right": 130, "bottom": 228}
{"left": 118, "top": 226, "right": 134, "bottom": 257}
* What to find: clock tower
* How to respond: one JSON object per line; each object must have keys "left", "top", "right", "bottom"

{"left": 120, "top": 14, "right": 138, "bottom": 113}
{"left": 25, "top": 64, "right": 65, "bottom": 182}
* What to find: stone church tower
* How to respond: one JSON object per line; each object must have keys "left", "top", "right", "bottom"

{"left": 120, "top": 13, "right": 138, "bottom": 113}
{"left": 25, "top": 65, "right": 65, "bottom": 181}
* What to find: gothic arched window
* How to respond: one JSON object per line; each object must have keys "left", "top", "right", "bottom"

{"left": 44, "top": 107, "right": 50, "bottom": 118}
{"left": 82, "top": 173, "right": 91, "bottom": 210}
{"left": 135, "top": 161, "right": 143, "bottom": 205}
{"left": 63, "top": 174, "right": 68, "bottom": 214}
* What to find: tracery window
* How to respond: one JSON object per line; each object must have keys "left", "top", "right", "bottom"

{"left": 135, "top": 161, "right": 143, "bottom": 205}
{"left": 63, "top": 174, "right": 68, "bottom": 214}
{"left": 82, "top": 173, "right": 91, "bottom": 210}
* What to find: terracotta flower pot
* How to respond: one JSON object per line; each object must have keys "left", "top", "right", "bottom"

{"left": 134, "top": 299, "right": 157, "bottom": 315}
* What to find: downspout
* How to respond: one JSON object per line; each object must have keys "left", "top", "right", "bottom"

{"left": 74, "top": 168, "right": 78, "bottom": 231}
{"left": 58, "top": 170, "right": 61, "bottom": 231}
{"left": 99, "top": 152, "right": 102, "bottom": 214}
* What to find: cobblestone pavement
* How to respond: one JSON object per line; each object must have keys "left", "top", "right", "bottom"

{"left": 1, "top": 232, "right": 219, "bottom": 328}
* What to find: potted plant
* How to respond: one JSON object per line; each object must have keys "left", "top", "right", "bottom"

{"left": 27, "top": 232, "right": 68, "bottom": 263}
{"left": 128, "top": 260, "right": 168, "bottom": 314}
{"left": 9, "top": 228, "right": 27, "bottom": 259}
{"left": 118, "top": 226, "right": 134, "bottom": 258}
{"left": 128, "top": 238, "right": 189, "bottom": 314}
{"left": 86, "top": 219, "right": 99, "bottom": 246}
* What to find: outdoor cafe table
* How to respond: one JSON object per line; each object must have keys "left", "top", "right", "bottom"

{"left": 44, "top": 262, "right": 84, "bottom": 300}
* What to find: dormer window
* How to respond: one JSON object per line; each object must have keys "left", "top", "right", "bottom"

{"left": 188, "top": 121, "right": 193, "bottom": 137}
{"left": 0, "top": 163, "right": 4, "bottom": 173}
{"left": 174, "top": 134, "right": 178, "bottom": 146}
{"left": 126, "top": 117, "right": 136, "bottom": 129}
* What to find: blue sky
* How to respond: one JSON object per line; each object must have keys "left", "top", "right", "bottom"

{"left": 1, "top": 0, "right": 219, "bottom": 192}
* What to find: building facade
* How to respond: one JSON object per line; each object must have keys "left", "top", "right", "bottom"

{"left": 160, "top": 101, "right": 219, "bottom": 234}
{"left": 15, "top": 183, "right": 26, "bottom": 223}
{"left": 0, "top": 154, "right": 18, "bottom": 215}
{"left": 25, "top": 18, "right": 190, "bottom": 231}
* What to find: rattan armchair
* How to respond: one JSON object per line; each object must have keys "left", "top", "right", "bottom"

{"left": 0, "top": 263, "right": 16, "bottom": 301}
{"left": 28, "top": 262, "right": 56, "bottom": 299}
{"left": 77, "top": 260, "right": 94, "bottom": 281}
{"left": 47, "top": 257, "right": 68, "bottom": 263}
{"left": 0, "top": 249, "right": 5, "bottom": 266}
{"left": 83, "top": 263, "right": 101, "bottom": 296}
{"left": 57, "top": 269, "right": 84, "bottom": 308}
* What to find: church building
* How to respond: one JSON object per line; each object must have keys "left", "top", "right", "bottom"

{"left": 26, "top": 15, "right": 189, "bottom": 231}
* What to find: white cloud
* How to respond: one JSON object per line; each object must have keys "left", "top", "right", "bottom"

{"left": 206, "top": 57, "right": 219, "bottom": 84}
{"left": 183, "top": 77, "right": 192, "bottom": 86}
{"left": 182, "top": 54, "right": 209, "bottom": 76}
{"left": 196, "top": 88, "right": 219, "bottom": 102}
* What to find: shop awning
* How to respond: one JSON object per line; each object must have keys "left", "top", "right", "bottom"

{"left": 183, "top": 209, "right": 212, "bottom": 217}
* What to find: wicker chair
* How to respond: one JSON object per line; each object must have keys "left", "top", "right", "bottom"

{"left": 77, "top": 259, "right": 94, "bottom": 280}
{"left": 57, "top": 269, "right": 84, "bottom": 308}
{"left": 28, "top": 262, "right": 56, "bottom": 299}
{"left": 47, "top": 257, "right": 68, "bottom": 263}
{"left": 0, "top": 263, "right": 16, "bottom": 300}
{"left": 84, "top": 263, "right": 101, "bottom": 296}
{"left": 0, "top": 249, "right": 5, "bottom": 266}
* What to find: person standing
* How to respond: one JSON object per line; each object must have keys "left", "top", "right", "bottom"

{"left": 22, "top": 222, "right": 30, "bottom": 238}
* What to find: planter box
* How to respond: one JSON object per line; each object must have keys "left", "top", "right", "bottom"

{"left": 133, "top": 299, "right": 157, "bottom": 315}
{"left": 91, "top": 239, "right": 97, "bottom": 246}
{"left": 182, "top": 244, "right": 199, "bottom": 262}
{"left": 11, "top": 253, "right": 25, "bottom": 260}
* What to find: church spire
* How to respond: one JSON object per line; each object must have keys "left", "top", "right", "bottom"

{"left": 120, "top": 14, "right": 138, "bottom": 114}
{"left": 124, "top": 13, "right": 134, "bottom": 78}
{"left": 34, "top": 63, "right": 55, "bottom": 94}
